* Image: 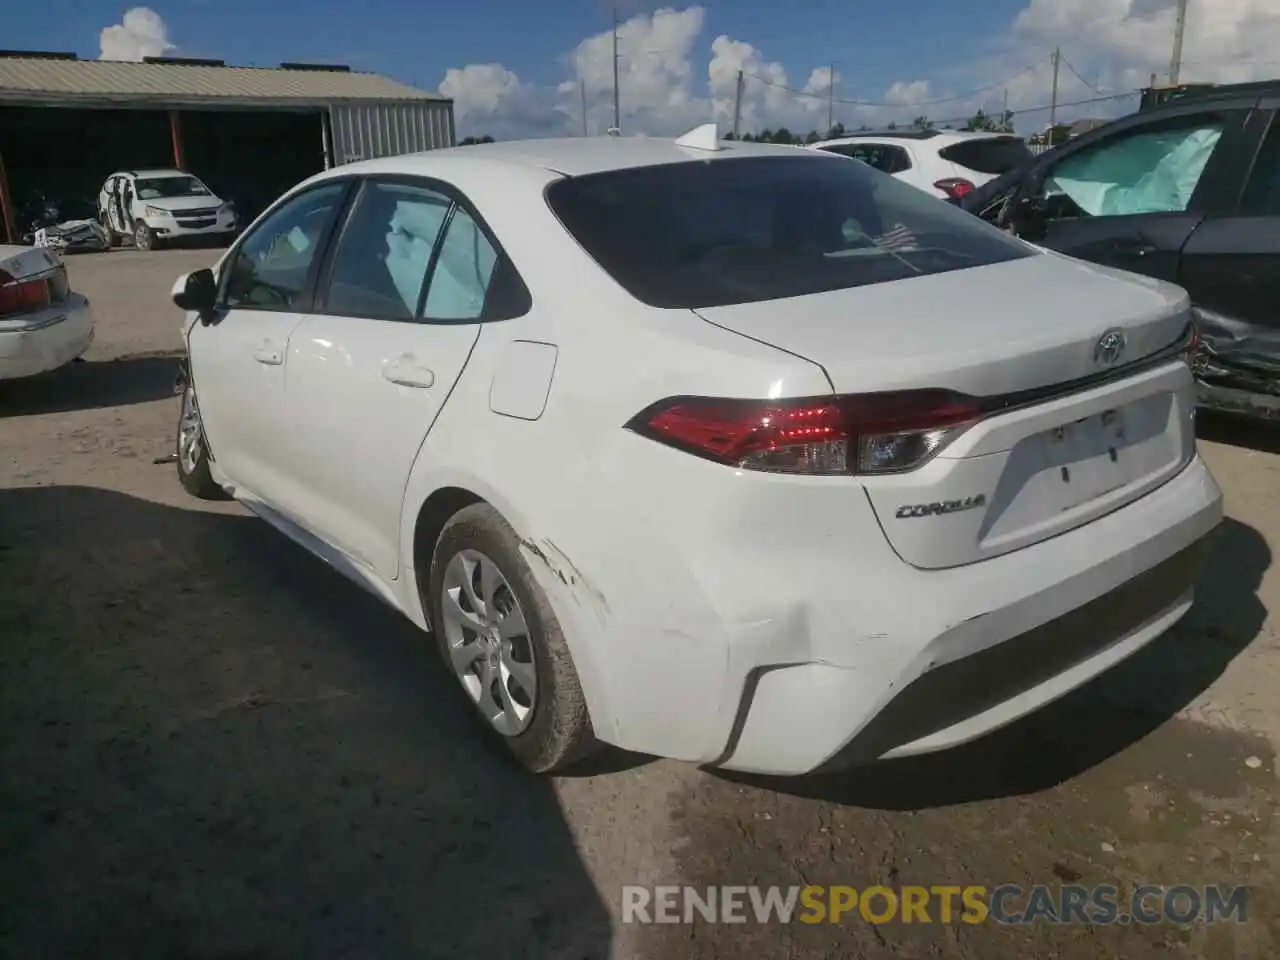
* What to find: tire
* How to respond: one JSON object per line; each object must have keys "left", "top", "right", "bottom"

{"left": 175, "top": 380, "right": 228, "bottom": 500}
{"left": 134, "top": 221, "right": 161, "bottom": 251}
{"left": 428, "top": 503, "right": 597, "bottom": 773}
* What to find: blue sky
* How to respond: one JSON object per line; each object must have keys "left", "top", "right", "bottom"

{"left": 3, "top": 2, "right": 1276, "bottom": 138}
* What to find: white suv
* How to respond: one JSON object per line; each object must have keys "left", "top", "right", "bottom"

{"left": 98, "top": 169, "right": 238, "bottom": 251}
{"left": 809, "top": 130, "right": 1034, "bottom": 201}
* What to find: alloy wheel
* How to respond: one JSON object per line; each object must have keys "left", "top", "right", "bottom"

{"left": 177, "top": 384, "right": 204, "bottom": 475}
{"left": 440, "top": 549, "right": 537, "bottom": 736}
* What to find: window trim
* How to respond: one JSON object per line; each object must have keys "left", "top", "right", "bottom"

{"left": 215, "top": 177, "right": 358, "bottom": 315}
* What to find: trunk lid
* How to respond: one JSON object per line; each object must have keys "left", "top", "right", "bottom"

{"left": 695, "top": 252, "right": 1197, "bottom": 569}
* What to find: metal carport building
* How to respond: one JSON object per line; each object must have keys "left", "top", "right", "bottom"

{"left": 0, "top": 51, "right": 455, "bottom": 242}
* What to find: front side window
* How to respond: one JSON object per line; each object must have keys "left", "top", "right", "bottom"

{"left": 223, "top": 182, "right": 348, "bottom": 310}
{"left": 1240, "top": 118, "right": 1280, "bottom": 216}
{"left": 1041, "top": 117, "right": 1225, "bottom": 218}
{"left": 134, "top": 175, "right": 212, "bottom": 200}
{"left": 321, "top": 181, "right": 452, "bottom": 320}
{"left": 546, "top": 155, "right": 1033, "bottom": 309}
{"left": 422, "top": 207, "right": 501, "bottom": 321}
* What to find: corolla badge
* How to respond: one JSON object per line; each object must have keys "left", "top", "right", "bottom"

{"left": 1094, "top": 329, "right": 1127, "bottom": 368}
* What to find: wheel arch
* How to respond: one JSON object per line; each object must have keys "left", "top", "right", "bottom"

{"left": 400, "top": 472, "right": 621, "bottom": 743}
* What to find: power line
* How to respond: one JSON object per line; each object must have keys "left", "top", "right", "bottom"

{"left": 744, "top": 64, "right": 1041, "bottom": 108}
{"left": 1060, "top": 56, "right": 1109, "bottom": 95}
{"left": 928, "top": 91, "right": 1137, "bottom": 128}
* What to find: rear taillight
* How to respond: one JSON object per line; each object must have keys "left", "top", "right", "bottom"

{"left": 0, "top": 268, "right": 53, "bottom": 317}
{"left": 934, "top": 178, "right": 975, "bottom": 199}
{"left": 626, "top": 390, "right": 984, "bottom": 476}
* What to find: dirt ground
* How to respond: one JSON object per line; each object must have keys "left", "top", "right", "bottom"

{"left": 2, "top": 248, "right": 1278, "bottom": 959}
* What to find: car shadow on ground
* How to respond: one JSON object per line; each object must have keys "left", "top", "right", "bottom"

{"left": 714, "top": 516, "right": 1270, "bottom": 810}
{"left": 0, "top": 354, "right": 182, "bottom": 417}
{"left": 1197, "top": 411, "right": 1280, "bottom": 455}
{"left": 0, "top": 485, "right": 612, "bottom": 959}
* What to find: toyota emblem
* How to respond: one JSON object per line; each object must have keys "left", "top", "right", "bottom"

{"left": 1094, "top": 329, "right": 1127, "bottom": 368}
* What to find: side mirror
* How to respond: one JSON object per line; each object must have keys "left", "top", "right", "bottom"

{"left": 172, "top": 268, "right": 217, "bottom": 315}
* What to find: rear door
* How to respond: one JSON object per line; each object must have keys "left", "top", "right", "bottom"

{"left": 1177, "top": 103, "right": 1280, "bottom": 371}
{"left": 1010, "top": 102, "right": 1253, "bottom": 282}
{"left": 284, "top": 176, "right": 524, "bottom": 580}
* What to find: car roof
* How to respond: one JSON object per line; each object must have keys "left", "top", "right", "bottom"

{"left": 120, "top": 169, "right": 192, "bottom": 179}
{"left": 329, "top": 133, "right": 828, "bottom": 180}
{"left": 811, "top": 130, "right": 1016, "bottom": 148}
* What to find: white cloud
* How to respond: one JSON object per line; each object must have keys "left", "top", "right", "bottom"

{"left": 438, "top": 1, "right": 1280, "bottom": 139}
{"left": 99, "top": 7, "right": 175, "bottom": 62}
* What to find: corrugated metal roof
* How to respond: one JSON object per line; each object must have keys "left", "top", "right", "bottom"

{"left": 0, "top": 57, "right": 445, "bottom": 107}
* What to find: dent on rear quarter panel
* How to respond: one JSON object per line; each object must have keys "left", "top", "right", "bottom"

{"left": 489, "top": 340, "right": 559, "bottom": 420}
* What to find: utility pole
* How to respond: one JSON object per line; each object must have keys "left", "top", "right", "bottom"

{"left": 827, "top": 61, "right": 836, "bottom": 135}
{"left": 1002, "top": 87, "right": 1009, "bottom": 131}
{"left": 581, "top": 80, "right": 588, "bottom": 136}
{"left": 732, "top": 69, "right": 744, "bottom": 140}
{"left": 612, "top": 4, "right": 622, "bottom": 133}
{"left": 1048, "top": 46, "right": 1061, "bottom": 132}
{"left": 1169, "top": 0, "right": 1189, "bottom": 85}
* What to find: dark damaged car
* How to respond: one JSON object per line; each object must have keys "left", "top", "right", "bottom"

{"left": 958, "top": 82, "right": 1280, "bottom": 421}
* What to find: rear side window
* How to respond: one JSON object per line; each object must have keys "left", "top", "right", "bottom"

{"left": 819, "top": 143, "right": 912, "bottom": 174}
{"left": 939, "top": 137, "right": 1034, "bottom": 175}
{"left": 322, "top": 181, "right": 451, "bottom": 320}
{"left": 546, "top": 155, "right": 1033, "bottom": 309}
{"left": 1240, "top": 119, "right": 1280, "bottom": 216}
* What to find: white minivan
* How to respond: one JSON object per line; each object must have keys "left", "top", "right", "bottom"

{"left": 98, "top": 169, "right": 239, "bottom": 250}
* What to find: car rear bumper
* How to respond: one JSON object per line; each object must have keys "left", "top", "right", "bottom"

{"left": 714, "top": 456, "right": 1221, "bottom": 775}
{"left": 0, "top": 296, "right": 94, "bottom": 380}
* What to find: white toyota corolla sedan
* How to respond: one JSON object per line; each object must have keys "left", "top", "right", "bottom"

{"left": 170, "top": 125, "right": 1223, "bottom": 777}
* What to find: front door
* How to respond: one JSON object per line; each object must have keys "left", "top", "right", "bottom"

{"left": 1179, "top": 105, "right": 1280, "bottom": 355}
{"left": 285, "top": 177, "right": 510, "bottom": 580}
{"left": 186, "top": 180, "right": 351, "bottom": 509}
{"left": 1013, "top": 106, "right": 1250, "bottom": 282}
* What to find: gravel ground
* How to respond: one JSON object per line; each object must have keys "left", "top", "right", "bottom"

{"left": 1, "top": 248, "right": 1278, "bottom": 959}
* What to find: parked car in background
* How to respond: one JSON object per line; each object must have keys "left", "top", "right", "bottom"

{"left": 809, "top": 129, "right": 1034, "bottom": 200}
{"left": 97, "top": 169, "right": 239, "bottom": 251}
{"left": 0, "top": 244, "right": 94, "bottom": 380}
{"left": 169, "top": 128, "right": 1220, "bottom": 778}
{"left": 958, "top": 82, "right": 1280, "bottom": 421}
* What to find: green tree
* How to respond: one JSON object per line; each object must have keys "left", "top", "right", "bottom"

{"left": 911, "top": 115, "right": 933, "bottom": 130}
{"left": 772, "top": 127, "right": 795, "bottom": 144}
{"left": 886, "top": 121, "right": 898, "bottom": 130}
{"left": 826, "top": 121, "right": 847, "bottom": 139}
{"left": 458, "top": 135, "right": 496, "bottom": 145}
{"left": 964, "top": 109, "right": 998, "bottom": 132}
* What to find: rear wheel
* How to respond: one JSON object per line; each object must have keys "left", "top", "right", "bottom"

{"left": 428, "top": 504, "right": 596, "bottom": 773}
{"left": 176, "top": 381, "right": 228, "bottom": 500}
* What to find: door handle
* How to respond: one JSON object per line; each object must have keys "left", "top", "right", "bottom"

{"left": 1113, "top": 239, "right": 1158, "bottom": 257}
{"left": 381, "top": 354, "right": 435, "bottom": 388}
{"left": 252, "top": 341, "right": 284, "bottom": 365}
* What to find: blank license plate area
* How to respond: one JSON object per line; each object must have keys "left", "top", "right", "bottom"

{"left": 981, "top": 391, "right": 1181, "bottom": 542}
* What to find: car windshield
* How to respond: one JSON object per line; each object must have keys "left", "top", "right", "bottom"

{"left": 134, "top": 176, "right": 211, "bottom": 200}
{"left": 545, "top": 155, "right": 1034, "bottom": 309}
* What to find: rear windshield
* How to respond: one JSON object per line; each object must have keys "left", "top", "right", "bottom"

{"left": 545, "top": 155, "right": 1033, "bottom": 309}
{"left": 938, "top": 137, "right": 1034, "bottom": 175}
